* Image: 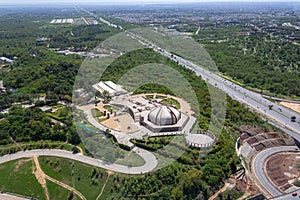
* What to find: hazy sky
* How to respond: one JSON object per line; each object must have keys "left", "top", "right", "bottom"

{"left": 1, "top": 0, "right": 299, "bottom": 4}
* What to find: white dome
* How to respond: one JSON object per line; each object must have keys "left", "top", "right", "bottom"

{"left": 148, "top": 106, "right": 181, "bottom": 126}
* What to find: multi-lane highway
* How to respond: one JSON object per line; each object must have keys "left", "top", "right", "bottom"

{"left": 78, "top": 3, "right": 300, "bottom": 141}
{"left": 125, "top": 30, "right": 300, "bottom": 141}
{"left": 77, "top": 9, "right": 300, "bottom": 198}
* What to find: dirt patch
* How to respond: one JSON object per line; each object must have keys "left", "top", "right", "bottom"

{"left": 13, "top": 158, "right": 32, "bottom": 172}
{"left": 265, "top": 153, "right": 300, "bottom": 192}
{"left": 101, "top": 116, "right": 118, "bottom": 129}
{"left": 33, "top": 156, "right": 50, "bottom": 200}
{"left": 236, "top": 174, "right": 260, "bottom": 195}
{"left": 280, "top": 102, "right": 300, "bottom": 114}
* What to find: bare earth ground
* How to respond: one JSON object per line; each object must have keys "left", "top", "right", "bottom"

{"left": 236, "top": 174, "right": 260, "bottom": 197}
{"left": 13, "top": 158, "right": 32, "bottom": 172}
{"left": 33, "top": 156, "right": 50, "bottom": 200}
{"left": 265, "top": 153, "right": 300, "bottom": 192}
{"left": 280, "top": 102, "right": 300, "bottom": 114}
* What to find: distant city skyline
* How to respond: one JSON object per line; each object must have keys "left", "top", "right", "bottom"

{"left": 1, "top": 0, "right": 300, "bottom": 4}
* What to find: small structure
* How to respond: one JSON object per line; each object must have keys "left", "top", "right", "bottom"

{"left": 0, "top": 80, "right": 6, "bottom": 92}
{"left": 185, "top": 131, "right": 216, "bottom": 150}
{"left": 36, "top": 37, "right": 51, "bottom": 46}
{"left": 0, "top": 57, "right": 14, "bottom": 66}
{"left": 93, "top": 81, "right": 128, "bottom": 97}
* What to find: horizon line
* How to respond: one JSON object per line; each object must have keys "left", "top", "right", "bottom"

{"left": 1, "top": 0, "right": 300, "bottom": 5}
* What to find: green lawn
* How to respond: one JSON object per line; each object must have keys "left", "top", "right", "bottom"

{"left": 155, "top": 95, "right": 167, "bottom": 99}
{"left": 115, "top": 151, "right": 145, "bottom": 167}
{"left": 145, "top": 95, "right": 154, "bottom": 99}
{"left": 103, "top": 105, "right": 119, "bottom": 112}
{"left": 160, "top": 98, "right": 181, "bottom": 109}
{"left": 39, "top": 157, "right": 108, "bottom": 200}
{"left": 98, "top": 176, "right": 123, "bottom": 200}
{"left": 46, "top": 180, "right": 78, "bottom": 200}
{"left": 0, "top": 158, "right": 45, "bottom": 200}
{"left": 91, "top": 108, "right": 104, "bottom": 118}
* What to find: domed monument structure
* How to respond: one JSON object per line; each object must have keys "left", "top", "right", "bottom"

{"left": 148, "top": 106, "right": 181, "bottom": 126}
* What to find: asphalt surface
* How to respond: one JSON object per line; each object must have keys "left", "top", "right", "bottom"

{"left": 123, "top": 30, "right": 300, "bottom": 141}
{"left": 159, "top": 49, "right": 300, "bottom": 139}
{"left": 252, "top": 146, "right": 299, "bottom": 198}
{"left": 0, "top": 149, "right": 157, "bottom": 175}
{"left": 81, "top": 6, "right": 300, "bottom": 141}
{"left": 0, "top": 194, "right": 29, "bottom": 200}
{"left": 271, "top": 190, "right": 300, "bottom": 200}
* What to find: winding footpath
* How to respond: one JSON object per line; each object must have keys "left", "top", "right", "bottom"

{"left": 0, "top": 148, "right": 157, "bottom": 175}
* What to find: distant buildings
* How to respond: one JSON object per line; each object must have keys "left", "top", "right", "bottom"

{"left": 36, "top": 37, "right": 51, "bottom": 43}
{"left": 50, "top": 18, "right": 98, "bottom": 25}
{"left": 36, "top": 37, "right": 51, "bottom": 46}
{"left": 50, "top": 18, "right": 74, "bottom": 24}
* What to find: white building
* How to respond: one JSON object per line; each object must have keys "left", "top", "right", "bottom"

{"left": 0, "top": 57, "right": 14, "bottom": 65}
{"left": 92, "top": 81, "right": 128, "bottom": 97}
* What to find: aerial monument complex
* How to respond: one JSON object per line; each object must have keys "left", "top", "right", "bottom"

{"left": 89, "top": 81, "right": 216, "bottom": 150}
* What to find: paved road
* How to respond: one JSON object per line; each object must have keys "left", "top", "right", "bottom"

{"left": 75, "top": 11, "right": 300, "bottom": 198}
{"left": 0, "top": 194, "right": 29, "bottom": 200}
{"left": 125, "top": 29, "right": 300, "bottom": 139}
{"left": 156, "top": 48, "right": 300, "bottom": 139}
{"left": 271, "top": 189, "right": 300, "bottom": 200}
{"left": 79, "top": 5, "right": 300, "bottom": 142}
{"left": 0, "top": 149, "right": 157, "bottom": 175}
{"left": 262, "top": 95, "right": 300, "bottom": 104}
{"left": 252, "top": 146, "right": 299, "bottom": 198}
{"left": 83, "top": 108, "right": 135, "bottom": 148}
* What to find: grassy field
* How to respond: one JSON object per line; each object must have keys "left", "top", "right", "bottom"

{"left": 98, "top": 176, "right": 123, "bottom": 200}
{"left": 0, "top": 158, "right": 46, "bottom": 200}
{"left": 46, "top": 180, "right": 78, "bottom": 200}
{"left": 39, "top": 156, "right": 108, "bottom": 200}
{"left": 160, "top": 98, "right": 181, "bottom": 109}
{"left": 115, "top": 151, "right": 145, "bottom": 167}
{"left": 91, "top": 108, "right": 104, "bottom": 118}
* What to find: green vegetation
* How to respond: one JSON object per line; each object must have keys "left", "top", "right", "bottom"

{"left": 39, "top": 156, "right": 108, "bottom": 200}
{"left": 103, "top": 105, "right": 118, "bottom": 112}
{"left": 0, "top": 6, "right": 283, "bottom": 200}
{"left": 0, "top": 159, "right": 45, "bottom": 200}
{"left": 91, "top": 108, "right": 104, "bottom": 118}
{"left": 217, "top": 189, "right": 244, "bottom": 199}
{"left": 46, "top": 180, "right": 77, "bottom": 200}
{"left": 195, "top": 24, "right": 300, "bottom": 98}
{"left": 48, "top": 107, "right": 73, "bottom": 124}
{"left": 0, "top": 7, "right": 119, "bottom": 110}
{"left": 160, "top": 98, "right": 181, "bottom": 109}
{"left": 294, "top": 180, "right": 300, "bottom": 187}
{"left": 0, "top": 141, "right": 75, "bottom": 156}
{"left": 145, "top": 95, "right": 154, "bottom": 99}
{"left": 115, "top": 152, "right": 146, "bottom": 167}
{"left": 0, "top": 105, "right": 80, "bottom": 146}
{"left": 156, "top": 95, "right": 167, "bottom": 99}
